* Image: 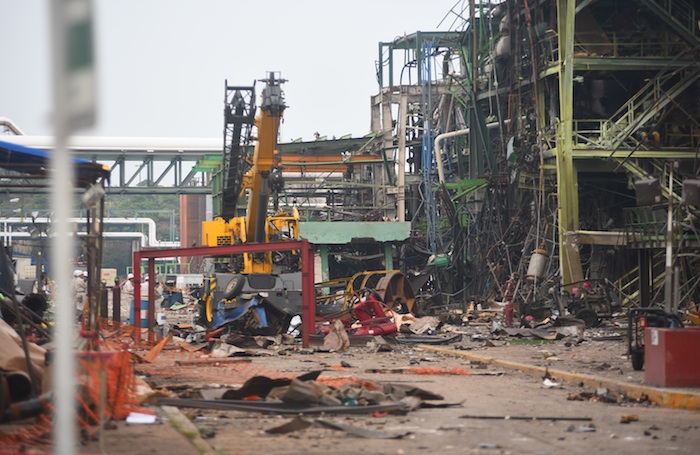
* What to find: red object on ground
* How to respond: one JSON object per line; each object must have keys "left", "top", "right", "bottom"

{"left": 503, "top": 279, "right": 515, "bottom": 327}
{"left": 352, "top": 292, "right": 386, "bottom": 322}
{"left": 644, "top": 327, "right": 700, "bottom": 387}
{"left": 351, "top": 291, "right": 398, "bottom": 336}
{"left": 353, "top": 320, "right": 397, "bottom": 336}
{"left": 504, "top": 301, "right": 514, "bottom": 327}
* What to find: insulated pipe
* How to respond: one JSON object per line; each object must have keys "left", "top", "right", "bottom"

{"left": 0, "top": 392, "right": 52, "bottom": 423}
{"left": 0, "top": 117, "right": 26, "bottom": 136}
{"left": 1, "top": 135, "right": 221, "bottom": 152}
{"left": 433, "top": 120, "right": 510, "bottom": 184}
{"left": 5, "top": 230, "right": 152, "bottom": 247}
{"left": 0, "top": 217, "right": 179, "bottom": 248}
{"left": 434, "top": 128, "right": 470, "bottom": 184}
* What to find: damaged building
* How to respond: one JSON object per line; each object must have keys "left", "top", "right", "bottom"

{"left": 340, "top": 0, "right": 700, "bottom": 322}
{"left": 2, "top": 1, "right": 700, "bottom": 452}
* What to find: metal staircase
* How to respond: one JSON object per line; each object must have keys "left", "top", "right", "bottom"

{"left": 612, "top": 157, "right": 683, "bottom": 202}
{"left": 637, "top": 0, "right": 700, "bottom": 46}
{"left": 614, "top": 250, "right": 667, "bottom": 306}
{"left": 601, "top": 65, "right": 700, "bottom": 149}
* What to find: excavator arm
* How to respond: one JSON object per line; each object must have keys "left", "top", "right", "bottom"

{"left": 202, "top": 72, "right": 299, "bottom": 275}
{"left": 245, "top": 73, "right": 286, "bottom": 243}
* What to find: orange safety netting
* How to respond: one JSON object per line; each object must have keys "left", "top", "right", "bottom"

{"left": 2, "top": 318, "right": 469, "bottom": 450}
{"left": 0, "top": 322, "right": 138, "bottom": 450}
{"left": 404, "top": 367, "right": 471, "bottom": 375}
{"left": 0, "top": 414, "right": 52, "bottom": 449}
{"left": 76, "top": 349, "right": 137, "bottom": 423}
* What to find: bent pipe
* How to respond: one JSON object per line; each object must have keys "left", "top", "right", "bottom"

{"left": 0, "top": 392, "right": 52, "bottom": 423}
{"left": 0, "top": 370, "right": 32, "bottom": 404}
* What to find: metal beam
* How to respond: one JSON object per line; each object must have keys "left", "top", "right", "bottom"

{"left": 0, "top": 135, "right": 382, "bottom": 195}
{"left": 556, "top": 0, "right": 584, "bottom": 285}
{"left": 566, "top": 230, "right": 627, "bottom": 246}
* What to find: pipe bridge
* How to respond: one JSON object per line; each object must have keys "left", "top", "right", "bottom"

{"left": 0, "top": 135, "right": 221, "bottom": 194}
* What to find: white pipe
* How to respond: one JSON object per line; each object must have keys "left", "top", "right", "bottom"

{"left": 6, "top": 230, "right": 147, "bottom": 245}
{"left": 433, "top": 120, "right": 510, "bottom": 184}
{"left": 0, "top": 217, "right": 180, "bottom": 248}
{"left": 0, "top": 117, "right": 26, "bottom": 136}
{"left": 1, "top": 135, "right": 221, "bottom": 152}
{"left": 434, "top": 128, "right": 470, "bottom": 184}
{"left": 2, "top": 231, "right": 179, "bottom": 249}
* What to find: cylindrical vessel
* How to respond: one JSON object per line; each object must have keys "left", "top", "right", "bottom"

{"left": 526, "top": 249, "right": 549, "bottom": 283}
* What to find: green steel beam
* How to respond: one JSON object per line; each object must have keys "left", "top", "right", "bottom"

{"left": 299, "top": 221, "right": 411, "bottom": 244}
{"left": 444, "top": 178, "right": 488, "bottom": 201}
{"left": 572, "top": 149, "right": 700, "bottom": 159}
{"left": 320, "top": 244, "right": 330, "bottom": 282}
{"left": 556, "top": 0, "right": 584, "bottom": 285}
{"left": 384, "top": 243, "right": 393, "bottom": 270}
{"left": 541, "top": 58, "right": 697, "bottom": 78}
{"left": 573, "top": 57, "right": 698, "bottom": 71}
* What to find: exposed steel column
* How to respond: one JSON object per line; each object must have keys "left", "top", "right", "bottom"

{"left": 556, "top": 0, "right": 584, "bottom": 285}
{"left": 301, "top": 239, "right": 316, "bottom": 348}
{"left": 147, "top": 259, "right": 156, "bottom": 344}
{"left": 133, "top": 250, "right": 141, "bottom": 347}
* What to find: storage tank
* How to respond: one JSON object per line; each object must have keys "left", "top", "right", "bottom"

{"left": 526, "top": 249, "right": 548, "bottom": 283}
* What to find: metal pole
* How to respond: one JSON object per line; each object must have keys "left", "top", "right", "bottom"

{"left": 50, "top": 1, "right": 77, "bottom": 451}
{"left": 99, "top": 287, "right": 108, "bottom": 319}
{"left": 664, "top": 163, "right": 674, "bottom": 313}
{"left": 112, "top": 286, "right": 121, "bottom": 328}
{"left": 133, "top": 251, "right": 141, "bottom": 347}
{"left": 301, "top": 240, "right": 315, "bottom": 348}
{"left": 147, "top": 259, "right": 156, "bottom": 343}
{"left": 397, "top": 89, "right": 408, "bottom": 222}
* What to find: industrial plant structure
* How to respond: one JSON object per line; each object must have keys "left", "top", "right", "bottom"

{"left": 2, "top": 0, "right": 699, "bottom": 321}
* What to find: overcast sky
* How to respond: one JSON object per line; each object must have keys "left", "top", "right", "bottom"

{"left": 1, "top": 0, "right": 464, "bottom": 143}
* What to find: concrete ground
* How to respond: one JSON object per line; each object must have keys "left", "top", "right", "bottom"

{"left": 75, "top": 324, "right": 700, "bottom": 455}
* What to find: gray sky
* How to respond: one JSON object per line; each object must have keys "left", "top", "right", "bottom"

{"left": 1, "top": 0, "right": 462, "bottom": 143}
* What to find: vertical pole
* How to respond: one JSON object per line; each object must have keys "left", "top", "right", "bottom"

{"left": 377, "top": 43, "right": 383, "bottom": 88}
{"left": 381, "top": 95, "right": 394, "bottom": 216}
{"left": 471, "top": 0, "right": 477, "bottom": 93}
{"left": 384, "top": 243, "right": 394, "bottom": 270}
{"left": 397, "top": 89, "right": 408, "bottom": 222}
{"left": 133, "top": 251, "right": 141, "bottom": 347}
{"left": 99, "top": 287, "right": 108, "bottom": 319}
{"left": 664, "top": 163, "right": 674, "bottom": 313}
{"left": 416, "top": 32, "right": 423, "bottom": 85}
{"left": 112, "top": 286, "right": 121, "bottom": 328}
{"left": 639, "top": 249, "right": 651, "bottom": 307}
{"left": 147, "top": 259, "right": 156, "bottom": 343}
{"left": 320, "top": 244, "right": 329, "bottom": 282}
{"left": 50, "top": 1, "right": 76, "bottom": 452}
{"left": 556, "top": 0, "right": 584, "bottom": 286}
{"left": 301, "top": 240, "right": 315, "bottom": 348}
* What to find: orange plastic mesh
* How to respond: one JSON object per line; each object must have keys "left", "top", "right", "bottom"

{"left": 0, "top": 414, "right": 52, "bottom": 449}
{"left": 2, "top": 320, "right": 467, "bottom": 450}
{"left": 404, "top": 367, "right": 470, "bottom": 375}
{"left": 0, "top": 324, "right": 138, "bottom": 450}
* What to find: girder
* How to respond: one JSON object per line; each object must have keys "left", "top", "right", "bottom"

{"left": 0, "top": 135, "right": 379, "bottom": 195}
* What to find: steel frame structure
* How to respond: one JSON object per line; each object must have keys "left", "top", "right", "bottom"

{"left": 0, "top": 135, "right": 385, "bottom": 197}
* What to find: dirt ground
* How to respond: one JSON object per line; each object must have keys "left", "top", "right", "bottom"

{"left": 74, "top": 322, "right": 700, "bottom": 455}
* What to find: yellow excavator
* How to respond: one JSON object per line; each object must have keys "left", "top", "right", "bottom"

{"left": 200, "top": 72, "right": 301, "bottom": 325}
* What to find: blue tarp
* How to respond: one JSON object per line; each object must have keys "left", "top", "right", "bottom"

{"left": 0, "top": 139, "right": 110, "bottom": 188}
